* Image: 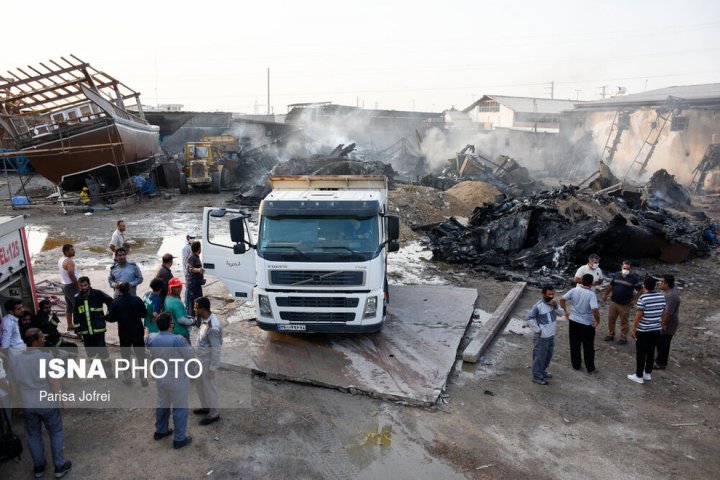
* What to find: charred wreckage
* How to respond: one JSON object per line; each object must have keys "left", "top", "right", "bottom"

{"left": 417, "top": 168, "right": 712, "bottom": 286}
{"left": 226, "top": 138, "right": 715, "bottom": 288}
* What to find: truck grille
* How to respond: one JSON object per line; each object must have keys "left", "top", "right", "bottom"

{"left": 280, "top": 312, "right": 356, "bottom": 323}
{"left": 191, "top": 165, "right": 206, "bottom": 178}
{"left": 270, "top": 270, "right": 364, "bottom": 286}
{"left": 276, "top": 297, "right": 359, "bottom": 308}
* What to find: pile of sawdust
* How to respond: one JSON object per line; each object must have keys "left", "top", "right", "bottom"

{"left": 388, "top": 182, "right": 504, "bottom": 241}
{"left": 445, "top": 181, "right": 501, "bottom": 210}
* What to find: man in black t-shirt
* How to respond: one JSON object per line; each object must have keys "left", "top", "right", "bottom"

{"left": 602, "top": 260, "right": 643, "bottom": 345}
{"left": 185, "top": 241, "right": 204, "bottom": 318}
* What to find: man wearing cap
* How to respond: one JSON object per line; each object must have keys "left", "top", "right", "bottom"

{"left": 165, "top": 277, "right": 193, "bottom": 344}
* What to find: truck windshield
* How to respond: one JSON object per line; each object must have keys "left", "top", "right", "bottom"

{"left": 191, "top": 145, "right": 209, "bottom": 159}
{"left": 257, "top": 215, "right": 379, "bottom": 262}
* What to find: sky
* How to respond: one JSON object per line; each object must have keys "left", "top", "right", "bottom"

{"left": 3, "top": 0, "right": 720, "bottom": 114}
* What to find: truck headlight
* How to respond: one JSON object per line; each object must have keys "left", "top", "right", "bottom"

{"left": 258, "top": 295, "right": 272, "bottom": 316}
{"left": 363, "top": 297, "right": 377, "bottom": 317}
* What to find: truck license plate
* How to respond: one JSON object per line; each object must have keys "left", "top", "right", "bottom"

{"left": 279, "top": 324, "right": 306, "bottom": 331}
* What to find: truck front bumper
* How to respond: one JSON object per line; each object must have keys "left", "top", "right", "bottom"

{"left": 256, "top": 318, "right": 383, "bottom": 333}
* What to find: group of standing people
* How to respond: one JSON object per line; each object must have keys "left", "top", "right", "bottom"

{"left": 527, "top": 254, "right": 681, "bottom": 386}
{"left": 0, "top": 220, "right": 223, "bottom": 476}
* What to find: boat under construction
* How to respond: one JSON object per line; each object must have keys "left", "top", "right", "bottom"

{"left": 0, "top": 55, "right": 160, "bottom": 191}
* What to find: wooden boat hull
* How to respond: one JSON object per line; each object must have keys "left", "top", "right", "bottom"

{"left": 23, "top": 117, "right": 160, "bottom": 191}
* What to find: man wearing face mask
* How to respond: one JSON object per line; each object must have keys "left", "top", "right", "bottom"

{"left": 573, "top": 254, "right": 604, "bottom": 291}
{"left": 602, "top": 260, "right": 643, "bottom": 345}
{"left": 526, "top": 286, "right": 565, "bottom": 385}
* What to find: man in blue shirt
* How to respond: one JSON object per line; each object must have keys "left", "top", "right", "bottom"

{"left": 108, "top": 247, "right": 144, "bottom": 298}
{"left": 146, "top": 312, "right": 193, "bottom": 449}
{"left": 560, "top": 274, "right": 601, "bottom": 374}
{"left": 0, "top": 298, "right": 26, "bottom": 350}
{"left": 527, "top": 285, "right": 564, "bottom": 385}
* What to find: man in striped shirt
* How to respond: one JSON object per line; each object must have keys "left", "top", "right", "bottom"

{"left": 628, "top": 277, "right": 666, "bottom": 384}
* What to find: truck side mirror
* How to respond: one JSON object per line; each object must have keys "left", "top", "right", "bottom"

{"left": 229, "top": 217, "right": 245, "bottom": 243}
{"left": 387, "top": 216, "right": 400, "bottom": 241}
{"left": 387, "top": 240, "right": 400, "bottom": 252}
{"left": 233, "top": 243, "right": 246, "bottom": 254}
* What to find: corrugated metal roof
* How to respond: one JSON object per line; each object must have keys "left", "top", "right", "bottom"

{"left": 463, "top": 95, "right": 576, "bottom": 114}
{"left": 573, "top": 83, "right": 720, "bottom": 110}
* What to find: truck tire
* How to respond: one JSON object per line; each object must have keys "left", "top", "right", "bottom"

{"left": 211, "top": 171, "right": 221, "bottom": 193}
{"left": 220, "top": 167, "right": 231, "bottom": 188}
{"left": 179, "top": 173, "right": 188, "bottom": 194}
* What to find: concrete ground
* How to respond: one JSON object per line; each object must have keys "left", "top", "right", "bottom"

{"left": 1, "top": 187, "right": 719, "bottom": 479}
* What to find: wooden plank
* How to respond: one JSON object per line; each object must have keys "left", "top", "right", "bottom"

{"left": 462, "top": 281, "right": 527, "bottom": 363}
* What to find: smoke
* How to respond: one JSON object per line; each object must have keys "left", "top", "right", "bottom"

{"left": 419, "top": 127, "right": 450, "bottom": 171}
{"left": 418, "top": 125, "right": 561, "bottom": 176}
{"left": 289, "top": 107, "right": 376, "bottom": 152}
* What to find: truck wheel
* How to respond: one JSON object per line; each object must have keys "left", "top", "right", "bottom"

{"left": 179, "top": 173, "right": 188, "bottom": 194}
{"left": 220, "top": 167, "right": 230, "bottom": 188}
{"left": 211, "top": 172, "right": 221, "bottom": 193}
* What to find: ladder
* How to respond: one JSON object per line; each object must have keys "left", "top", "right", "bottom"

{"left": 623, "top": 96, "right": 679, "bottom": 180}
{"left": 690, "top": 144, "right": 720, "bottom": 194}
{"left": 601, "top": 111, "right": 630, "bottom": 166}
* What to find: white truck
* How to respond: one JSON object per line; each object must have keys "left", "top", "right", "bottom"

{"left": 202, "top": 175, "right": 400, "bottom": 333}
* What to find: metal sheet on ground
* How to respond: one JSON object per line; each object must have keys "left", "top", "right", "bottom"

{"left": 221, "top": 285, "right": 478, "bottom": 406}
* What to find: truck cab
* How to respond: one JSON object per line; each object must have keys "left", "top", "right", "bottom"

{"left": 202, "top": 175, "right": 399, "bottom": 333}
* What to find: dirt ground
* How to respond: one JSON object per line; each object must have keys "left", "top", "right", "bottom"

{"left": 1, "top": 177, "right": 719, "bottom": 479}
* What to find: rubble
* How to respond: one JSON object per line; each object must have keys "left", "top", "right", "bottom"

{"left": 646, "top": 168, "right": 692, "bottom": 210}
{"left": 419, "top": 146, "right": 542, "bottom": 197}
{"left": 420, "top": 179, "right": 711, "bottom": 286}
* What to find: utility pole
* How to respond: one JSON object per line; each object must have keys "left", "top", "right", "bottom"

{"left": 598, "top": 85, "right": 608, "bottom": 99}
{"left": 575, "top": 89, "right": 581, "bottom": 101}
{"left": 267, "top": 68, "right": 270, "bottom": 116}
{"left": 546, "top": 81, "right": 554, "bottom": 99}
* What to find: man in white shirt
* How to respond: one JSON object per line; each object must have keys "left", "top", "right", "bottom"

{"left": 109, "top": 220, "right": 127, "bottom": 255}
{"left": 58, "top": 244, "right": 79, "bottom": 332}
{"left": 193, "top": 296, "right": 223, "bottom": 426}
{"left": 573, "top": 253, "right": 604, "bottom": 291}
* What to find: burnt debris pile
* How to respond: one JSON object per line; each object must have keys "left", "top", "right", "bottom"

{"left": 419, "top": 147, "right": 540, "bottom": 197}
{"left": 646, "top": 168, "right": 692, "bottom": 210}
{"left": 421, "top": 179, "right": 710, "bottom": 285}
